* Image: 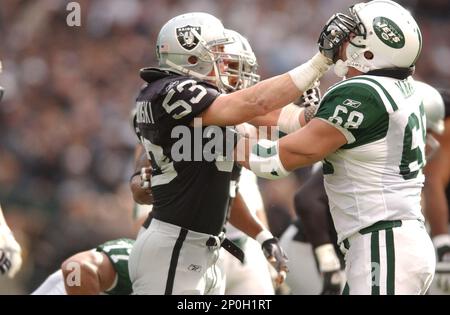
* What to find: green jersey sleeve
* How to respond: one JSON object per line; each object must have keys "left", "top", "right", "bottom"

{"left": 315, "top": 81, "right": 389, "bottom": 149}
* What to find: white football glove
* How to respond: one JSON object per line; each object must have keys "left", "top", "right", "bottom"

{"left": 0, "top": 225, "right": 22, "bottom": 278}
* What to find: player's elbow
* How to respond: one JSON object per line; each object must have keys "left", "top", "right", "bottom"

{"left": 61, "top": 251, "right": 101, "bottom": 295}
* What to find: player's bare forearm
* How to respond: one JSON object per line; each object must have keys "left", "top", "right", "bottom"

{"left": 248, "top": 109, "right": 281, "bottom": 127}
{"left": 236, "top": 118, "right": 346, "bottom": 175}
{"left": 200, "top": 54, "right": 330, "bottom": 127}
{"left": 248, "top": 104, "right": 310, "bottom": 129}
{"left": 201, "top": 74, "right": 301, "bottom": 126}
{"left": 228, "top": 192, "right": 265, "bottom": 240}
{"left": 279, "top": 119, "right": 347, "bottom": 171}
{"left": 255, "top": 209, "right": 269, "bottom": 230}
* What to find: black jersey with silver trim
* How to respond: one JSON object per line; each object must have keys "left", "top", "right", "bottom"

{"left": 134, "top": 68, "right": 236, "bottom": 235}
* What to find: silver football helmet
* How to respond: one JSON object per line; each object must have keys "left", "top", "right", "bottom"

{"left": 222, "top": 29, "right": 260, "bottom": 91}
{"left": 416, "top": 81, "right": 445, "bottom": 135}
{"left": 415, "top": 81, "right": 445, "bottom": 160}
{"left": 319, "top": 0, "right": 422, "bottom": 77}
{"left": 156, "top": 12, "right": 234, "bottom": 92}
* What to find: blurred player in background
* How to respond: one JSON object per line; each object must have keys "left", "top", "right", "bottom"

{"left": 0, "top": 205, "right": 22, "bottom": 279}
{"left": 0, "top": 62, "right": 22, "bottom": 279}
{"left": 280, "top": 166, "right": 345, "bottom": 295}
{"left": 31, "top": 206, "right": 151, "bottom": 295}
{"left": 423, "top": 85, "right": 450, "bottom": 294}
{"left": 31, "top": 146, "right": 152, "bottom": 295}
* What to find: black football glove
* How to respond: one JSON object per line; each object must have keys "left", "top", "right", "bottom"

{"left": 261, "top": 238, "right": 289, "bottom": 285}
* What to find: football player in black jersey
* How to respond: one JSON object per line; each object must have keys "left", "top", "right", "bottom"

{"left": 128, "top": 11, "right": 332, "bottom": 294}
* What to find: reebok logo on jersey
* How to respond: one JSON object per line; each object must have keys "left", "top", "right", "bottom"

{"left": 188, "top": 264, "right": 202, "bottom": 272}
{"left": 343, "top": 99, "right": 362, "bottom": 109}
{"left": 165, "top": 80, "right": 180, "bottom": 93}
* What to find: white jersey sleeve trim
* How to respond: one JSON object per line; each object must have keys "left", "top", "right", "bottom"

{"left": 316, "top": 117, "right": 356, "bottom": 144}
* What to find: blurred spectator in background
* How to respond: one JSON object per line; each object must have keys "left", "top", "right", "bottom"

{"left": 0, "top": 0, "right": 448, "bottom": 293}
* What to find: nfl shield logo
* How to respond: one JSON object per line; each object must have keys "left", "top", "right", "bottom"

{"left": 176, "top": 25, "right": 201, "bottom": 51}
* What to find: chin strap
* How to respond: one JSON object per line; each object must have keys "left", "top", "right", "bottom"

{"left": 334, "top": 60, "right": 349, "bottom": 78}
{"left": 334, "top": 46, "right": 372, "bottom": 78}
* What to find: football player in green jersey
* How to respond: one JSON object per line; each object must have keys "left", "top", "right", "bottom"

{"left": 240, "top": 0, "right": 435, "bottom": 294}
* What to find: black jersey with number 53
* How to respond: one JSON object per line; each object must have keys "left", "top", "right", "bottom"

{"left": 134, "top": 68, "right": 235, "bottom": 236}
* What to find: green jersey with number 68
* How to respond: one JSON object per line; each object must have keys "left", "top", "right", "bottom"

{"left": 315, "top": 75, "right": 426, "bottom": 243}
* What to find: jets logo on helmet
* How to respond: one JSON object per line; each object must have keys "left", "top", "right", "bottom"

{"left": 176, "top": 25, "right": 201, "bottom": 51}
{"left": 373, "top": 17, "right": 405, "bottom": 49}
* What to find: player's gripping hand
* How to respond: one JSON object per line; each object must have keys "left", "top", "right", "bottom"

{"left": 139, "top": 167, "right": 152, "bottom": 189}
{"left": 130, "top": 166, "right": 153, "bottom": 205}
{"left": 256, "top": 230, "right": 289, "bottom": 286}
{"left": 318, "top": 14, "right": 355, "bottom": 63}
{"left": 0, "top": 225, "right": 22, "bottom": 278}
{"left": 295, "top": 80, "right": 321, "bottom": 108}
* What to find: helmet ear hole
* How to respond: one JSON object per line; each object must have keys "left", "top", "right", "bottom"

{"left": 364, "top": 51, "right": 374, "bottom": 60}
{"left": 188, "top": 56, "right": 198, "bottom": 65}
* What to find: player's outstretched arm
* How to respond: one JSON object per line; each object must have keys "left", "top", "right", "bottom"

{"left": 236, "top": 118, "right": 346, "bottom": 179}
{"left": 198, "top": 54, "right": 331, "bottom": 127}
{"left": 248, "top": 82, "right": 322, "bottom": 133}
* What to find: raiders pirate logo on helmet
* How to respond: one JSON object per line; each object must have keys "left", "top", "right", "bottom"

{"left": 176, "top": 25, "right": 201, "bottom": 51}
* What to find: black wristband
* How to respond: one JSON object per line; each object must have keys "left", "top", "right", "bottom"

{"left": 130, "top": 170, "right": 141, "bottom": 183}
